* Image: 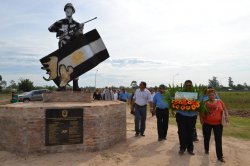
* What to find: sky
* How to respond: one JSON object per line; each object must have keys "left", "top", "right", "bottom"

{"left": 0, "top": 0, "right": 250, "bottom": 88}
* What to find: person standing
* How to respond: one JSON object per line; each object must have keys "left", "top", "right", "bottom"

{"left": 200, "top": 89, "right": 229, "bottom": 162}
{"left": 48, "top": 3, "right": 83, "bottom": 91}
{"left": 113, "top": 89, "right": 118, "bottom": 101}
{"left": 131, "top": 81, "right": 153, "bottom": 136}
{"left": 149, "top": 88, "right": 156, "bottom": 116}
{"left": 103, "top": 87, "right": 114, "bottom": 100}
{"left": 119, "top": 88, "right": 129, "bottom": 102}
{"left": 153, "top": 84, "right": 170, "bottom": 141}
{"left": 10, "top": 91, "right": 18, "bottom": 103}
{"left": 93, "top": 89, "right": 102, "bottom": 100}
{"left": 176, "top": 80, "right": 197, "bottom": 155}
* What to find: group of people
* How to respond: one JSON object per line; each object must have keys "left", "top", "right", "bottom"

{"left": 45, "top": 5, "right": 229, "bottom": 162}
{"left": 130, "top": 80, "right": 229, "bottom": 163}
{"left": 93, "top": 87, "right": 129, "bottom": 102}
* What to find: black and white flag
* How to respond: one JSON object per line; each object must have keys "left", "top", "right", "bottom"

{"left": 40, "top": 29, "right": 109, "bottom": 87}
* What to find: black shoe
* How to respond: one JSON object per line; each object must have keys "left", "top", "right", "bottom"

{"left": 135, "top": 133, "right": 139, "bottom": 137}
{"left": 179, "top": 150, "right": 185, "bottom": 155}
{"left": 158, "top": 138, "right": 163, "bottom": 141}
{"left": 140, "top": 133, "right": 145, "bottom": 136}
{"left": 188, "top": 151, "right": 195, "bottom": 155}
{"left": 163, "top": 137, "right": 167, "bottom": 140}
{"left": 218, "top": 158, "right": 225, "bottom": 162}
{"left": 205, "top": 150, "right": 209, "bottom": 154}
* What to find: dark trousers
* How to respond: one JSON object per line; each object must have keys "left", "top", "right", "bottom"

{"left": 203, "top": 123, "right": 223, "bottom": 159}
{"left": 134, "top": 104, "right": 147, "bottom": 134}
{"left": 176, "top": 113, "right": 196, "bottom": 152}
{"left": 156, "top": 108, "right": 169, "bottom": 139}
{"left": 193, "top": 116, "right": 198, "bottom": 140}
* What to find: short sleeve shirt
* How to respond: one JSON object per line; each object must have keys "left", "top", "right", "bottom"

{"left": 133, "top": 88, "right": 152, "bottom": 106}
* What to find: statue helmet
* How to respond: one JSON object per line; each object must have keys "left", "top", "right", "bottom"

{"left": 64, "top": 3, "right": 75, "bottom": 13}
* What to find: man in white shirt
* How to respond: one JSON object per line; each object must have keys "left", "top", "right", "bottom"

{"left": 113, "top": 89, "right": 118, "bottom": 101}
{"left": 103, "top": 87, "right": 114, "bottom": 100}
{"left": 131, "top": 81, "right": 153, "bottom": 136}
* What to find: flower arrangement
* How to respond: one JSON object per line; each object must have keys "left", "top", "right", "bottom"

{"left": 171, "top": 99, "right": 200, "bottom": 111}
{"left": 164, "top": 84, "right": 208, "bottom": 114}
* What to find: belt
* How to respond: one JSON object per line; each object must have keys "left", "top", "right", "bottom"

{"left": 156, "top": 107, "right": 169, "bottom": 110}
{"left": 135, "top": 103, "right": 147, "bottom": 108}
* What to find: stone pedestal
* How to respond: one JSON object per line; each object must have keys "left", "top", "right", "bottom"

{"left": 43, "top": 91, "right": 92, "bottom": 102}
{"left": 0, "top": 101, "right": 126, "bottom": 156}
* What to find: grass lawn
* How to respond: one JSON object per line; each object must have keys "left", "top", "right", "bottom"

{"left": 0, "top": 93, "right": 11, "bottom": 105}
{"left": 218, "top": 92, "right": 250, "bottom": 110}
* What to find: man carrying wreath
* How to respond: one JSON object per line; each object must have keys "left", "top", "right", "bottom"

{"left": 176, "top": 80, "right": 197, "bottom": 155}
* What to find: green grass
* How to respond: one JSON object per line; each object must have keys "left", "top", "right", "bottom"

{"left": 218, "top": 92, "right": 250, "bottom": 110}
{"left": 0, "top": 94, "right": 11, "bottom": 105}
{"left": 222, "top": 116, "right": 250, "bottom": 140}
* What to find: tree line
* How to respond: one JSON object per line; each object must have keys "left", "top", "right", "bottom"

{"left": 0, "top": 75, "right": 249, "bottom": 93}
{"left": 0, "top": 75, "right": 57, "bottom": 93}
{"left": 208, "top": 76, "right": 249, "bottom": 91}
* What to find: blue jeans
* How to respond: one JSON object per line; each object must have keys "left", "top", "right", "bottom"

{"left": 134, "top": 104, "right": 147, "bottom": 134}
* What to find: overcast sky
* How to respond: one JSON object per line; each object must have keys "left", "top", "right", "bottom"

{"left": 0, "top": 0, "right": 250, "bottom": 88}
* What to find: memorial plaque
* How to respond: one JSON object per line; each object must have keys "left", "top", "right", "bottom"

{"left": 45, "top": 109, "right": 83, "bottom": 146}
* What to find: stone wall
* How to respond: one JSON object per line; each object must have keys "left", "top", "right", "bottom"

{"left": 43, "top": 91, "right": 92, "bottom": 102}
{"left": 0, "top": 101, "right": 126, "bottom": 155}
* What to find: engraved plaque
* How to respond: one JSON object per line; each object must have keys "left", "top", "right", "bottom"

{"left": 45, "top": 109, "right": 83, "bottom": 146}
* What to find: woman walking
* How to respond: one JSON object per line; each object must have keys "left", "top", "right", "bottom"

{"left": 200, "top": 89, "right": 229, "bottom": 162}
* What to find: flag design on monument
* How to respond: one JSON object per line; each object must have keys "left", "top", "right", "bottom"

{"left": 40, "top": 29, "right": 109, "bottom": 87}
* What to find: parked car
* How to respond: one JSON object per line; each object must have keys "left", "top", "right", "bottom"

{"left": 18, "top": 89, "right": 48, "bottom": 102}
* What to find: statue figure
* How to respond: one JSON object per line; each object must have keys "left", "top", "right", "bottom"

{"left": 48, "top": 3, "right": 83, "bottom": 91}
{"left": 41, "top": 4, "right": 108, "bottom": 91}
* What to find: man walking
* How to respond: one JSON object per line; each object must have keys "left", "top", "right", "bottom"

{"left": 153, "top": 84, "right": 170, "bottom": 141}
{"left": 176, "top": 80, "right": 197, "bottom": 155}
{"left": 131, "top": 81, "right": 153, "bottom": 137}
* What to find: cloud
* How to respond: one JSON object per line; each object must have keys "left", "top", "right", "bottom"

{"left": 1, "top": 0, "right": 250, "bottom": 87}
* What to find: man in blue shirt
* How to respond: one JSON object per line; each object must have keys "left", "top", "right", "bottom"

{"left": 176, "top": 80, "right": 197, "bottom": 155}
{"left": 153, "top": 84, "right": 169, "bottom": 141}
{"left": 119, "top": 88, "right": 129, "bottom": 102}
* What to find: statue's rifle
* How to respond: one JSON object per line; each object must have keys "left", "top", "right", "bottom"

{"left": 57, "top": 17, "right": 97, "bottom": 40}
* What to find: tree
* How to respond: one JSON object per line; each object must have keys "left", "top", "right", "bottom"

{"left": 208, "top": 76, "right": 219, "bottom": 89}
{"left": 228, "top": 77, "right": 234, "bottom": 88}
{"left": 234, "top": 84, "right": 245, "bottom": 91}
{"left": 8, "top": 80, "right": 18, "bottom": 90}
{"left": 18, "top": 79, "right": 34, "bottom": 92}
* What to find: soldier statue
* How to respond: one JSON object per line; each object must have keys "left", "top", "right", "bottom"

{"left": 48, "top": 3, "right": 83, "bottom": 91}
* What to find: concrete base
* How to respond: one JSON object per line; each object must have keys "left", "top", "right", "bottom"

{"left": 43, "top": 91, "right": 92, "bottom": 102}
{"left": 0, "top": 101, "right": 126, "bottom": 156}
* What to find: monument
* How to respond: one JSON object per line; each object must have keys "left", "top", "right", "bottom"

{"left": 0, "top": 3, "right": 126, "bottom": 156}
{"left": 41, "top": 3, "right": 109, "bottom": 91}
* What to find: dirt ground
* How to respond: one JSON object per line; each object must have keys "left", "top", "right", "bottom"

{"left": 1, "top": 111, "right": 250, "bottom": 166}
